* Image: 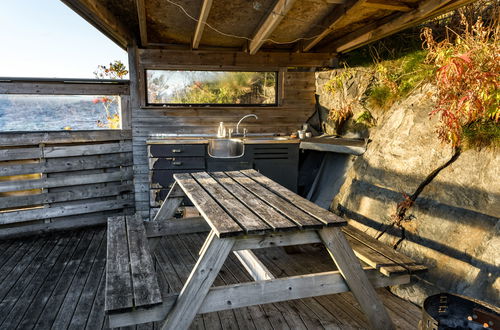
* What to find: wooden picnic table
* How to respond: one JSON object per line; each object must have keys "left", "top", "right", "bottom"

{"left": 153, "top": 169, "right": 396, "bottom": 330}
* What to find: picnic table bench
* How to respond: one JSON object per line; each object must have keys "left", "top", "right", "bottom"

{"left": 105, "top": 169, "right": 426, "bottom": 329}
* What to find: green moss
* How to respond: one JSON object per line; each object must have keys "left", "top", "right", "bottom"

{"left": 366, "top": 50, "right": 434, "bottom": 110}
{"left": 462, "top": 121, "right": 500, "bottom": 150}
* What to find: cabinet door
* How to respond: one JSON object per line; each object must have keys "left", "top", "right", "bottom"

{"left": 249, "top": 144, "right": 299, "bottom": 192}
{"left": 206, "top": 160, "right": 252, "bottom": 172}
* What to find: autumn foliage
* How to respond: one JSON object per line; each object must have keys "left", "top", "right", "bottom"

{"left": 423, "top": 14, "right": 499, "bottom": 148}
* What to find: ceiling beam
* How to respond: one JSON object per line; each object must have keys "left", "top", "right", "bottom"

{"left": 193, "top": 0, "right": 214, "bottom": 49}
{"left": 330, "top": 0, "right": 475, "bottom": 53}
{"left": 248, "top": 0, "right": 298, "bottom": 55}
{"left": 303, "top": 0, "right": 367, "bottom": 52}
{"left": 136, "top": 0, "right": 148, "bottom": 47}
{"left": 61, "top": 0, "right": 133, "bottom": 49}
{"left": 363, "top": 0, "right": 413, "bottom": 12}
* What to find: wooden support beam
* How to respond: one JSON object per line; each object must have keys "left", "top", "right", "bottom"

{"left": 0, "top": 79, "right": 129, "bottom": 95}
{"left": 144, "top": 217, "right": 209, "bottom": 237}
{"left": 303, "top": 0, "right": 367, "bottom": 52}
{"left": 138, "top": 49, "right": 334, "bottom": 68}
{"left": 136, "top": 0, "right": 148, "bottom": 47}
{"left": 153, "top": 182, "right": 185, "bottom": 221}
{"left": 331, "top": 0, "right": 473, "bottom": 53}
{"left": 233, "top": 230, "right": 321, "bottom": 250}
{"left": 61, "top": 0, "right": 133, "bottom": 49}
{"left": 248, "top": 0, "right": 298, "bottom": 55}
{"left": 108, "top": 268, "right": 410, "bottom": 327}
{"left": 363, "top": 0, "right": 413, "bottom": 11}
{"left": 233, "top": 250, "right": 275, "bottom": 281}
{"left": 192, "top": 0, "right": 214, "bottom": 49}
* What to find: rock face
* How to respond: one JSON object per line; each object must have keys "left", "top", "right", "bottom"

{"left": 316, "top": 68, "right": 500, "bottom": 306}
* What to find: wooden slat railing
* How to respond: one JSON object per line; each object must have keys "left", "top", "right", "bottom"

{"left": 0, "top": 130, "right": 134, "bottom": 239}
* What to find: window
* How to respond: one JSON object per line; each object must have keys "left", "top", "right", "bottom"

{"left": 0, "top": 94, "right": 122, "bottom": 131}
{"left": 146, "top": 70, "right": 277, "bottom": 106}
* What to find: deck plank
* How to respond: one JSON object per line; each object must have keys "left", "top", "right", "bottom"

{"left": 0, "top": 238, "right": 36, "bottom": 282}
{"left": 0, "top": 237, "right": 46, "bottom": 301}
{"left": 31, "top": 230, "right": 96, "bottom": 329}
{"left": 15, "top": 230, "right": 85, "bottom": 330}
{"left": 68, "top": 228, "right": 108, "bottom": 330}
{"left": 52, "top": 230, "right": 106, "bottom": 329}
{"left": 0, "top": 235, "right": 71, "bottom": 329}
{"left": 0, "top": 227, "right": 421, "bottom": 329}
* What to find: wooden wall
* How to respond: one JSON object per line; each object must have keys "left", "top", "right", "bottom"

{"left": 0, "top": 78, "right": 133, "bottom": 238}
{"left": 0, "top": 130, "right": 134, "bottom": 238}
{"left": 129, "top": 48, "right": 319, "bottom": 219}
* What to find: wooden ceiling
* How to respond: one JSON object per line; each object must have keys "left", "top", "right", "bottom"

{"left": 61, "top": 0, "right": 475, "bottom": 55}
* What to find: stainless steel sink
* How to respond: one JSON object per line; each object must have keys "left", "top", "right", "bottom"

{"left": 207, "top": 139, "right": 245, "bottom": 158}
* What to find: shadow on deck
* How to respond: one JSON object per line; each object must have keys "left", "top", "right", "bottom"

{"left": 0, "top": 226, "right": 422, "bottom": 329}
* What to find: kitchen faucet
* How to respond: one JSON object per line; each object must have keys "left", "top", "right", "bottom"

{"left": 236, "top": 114, "right": 258, "bottom": 136}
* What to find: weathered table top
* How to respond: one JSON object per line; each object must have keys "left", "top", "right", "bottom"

{"left": 173, "top": 169, "right": 346, "bottom": 238}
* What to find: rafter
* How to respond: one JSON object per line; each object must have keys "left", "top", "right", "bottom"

{"left": 136, "top": 0, "right": 148, "bottom": 47}
{"left": 248, "top": 0, "right": 298, "bottom": 55}
{"left": 363, "top": 0, "right": 412, "bottom": 12}
{"left": 303, "top": 0, "right": 367, "bottom": 52}
{"left": 192, "top": 0, "right": 214, "bottom": 49}
{"left": 61, "top": 0, "right": 133, "bottom": 49}
{"left": 330, "top": 0, "right": 475, "bottom": 53}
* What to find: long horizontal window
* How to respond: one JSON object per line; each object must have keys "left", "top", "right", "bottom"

{"left": 0, "top": 94, "right": 122, "bottom": 131}
{"left": 146, "top": 70, "right": 277, "bottom": 106}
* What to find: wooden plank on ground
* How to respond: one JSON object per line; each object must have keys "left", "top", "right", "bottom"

{"left": 173, "top": 173, "right": 243, "bottom": 237}
{"left": 105, "top": 216, "right": 133, "bottom": 312}
{"left": 343, "top": 226, "right": 427, "bottom": 273}
{"left": 226, "top": 171, "right": 324, "bottom": 229}
{"left": 210, "top": 172, "right": 297, "bottom": 231}
{"left": 241, "top": 169, "right": 346, "bottom": 227}
{"left": 192, "top": 172, "right": 270, "bottom": 234}
{"left": 126, "top": 215, "right": 162, "bottom": 308}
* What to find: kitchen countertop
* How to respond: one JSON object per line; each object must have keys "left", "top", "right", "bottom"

{"left": 146, "top": 135, "right": 301, "bottom": 145}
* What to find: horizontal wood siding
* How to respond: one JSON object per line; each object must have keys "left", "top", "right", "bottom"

{"left": 0, "top": 130, "right": 134, "bottom": 236}
{"left": 130, "top": 47, "right": 317, "bottom": 219}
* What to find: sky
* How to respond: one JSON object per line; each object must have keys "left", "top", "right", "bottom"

{"left": 0, "top": 0, "right": 129, "bottom": 78}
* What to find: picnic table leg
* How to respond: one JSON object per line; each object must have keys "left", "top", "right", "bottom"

{"left": 160, "top": 231, "right": 235, "bottom": 330}
{"left": 318, "top": 227, "right": 395, "bottom": 330}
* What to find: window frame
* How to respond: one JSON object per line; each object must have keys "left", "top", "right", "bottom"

{"left": 143, "top": 69, "right": 280, "bottom": 107}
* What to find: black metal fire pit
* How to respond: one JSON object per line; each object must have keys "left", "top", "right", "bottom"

{"left": 420, "top": 293, "right": 499, "bottom": 329}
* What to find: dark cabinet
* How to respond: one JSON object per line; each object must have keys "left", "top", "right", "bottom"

{"left": 148, "top": 142, "right": 299, "bottom": 209}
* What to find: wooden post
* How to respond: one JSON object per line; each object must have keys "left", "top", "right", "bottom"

{"left": 318, "top": 227, "right": 395, "bottom": 330}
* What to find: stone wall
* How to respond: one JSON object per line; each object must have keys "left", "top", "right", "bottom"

{"left": 315, "top": 68, "right": 499, "bottom": 306}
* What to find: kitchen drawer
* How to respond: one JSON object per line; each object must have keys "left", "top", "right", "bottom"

{"left": 149, "top": 157, "right": 205, "bottom": 170}
{"left": 149, "top": 144, "right": 205, "bottom": 157}
{"left": 150, "top": 169, "right": 204, "bottom": 189}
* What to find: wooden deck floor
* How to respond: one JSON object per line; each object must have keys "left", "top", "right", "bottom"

{"left": 0, "top": 226, "right": 422, "bottom": 329}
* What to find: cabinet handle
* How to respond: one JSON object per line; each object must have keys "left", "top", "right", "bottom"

{"left": 172, "top": 149, "right": 182, "bottom": 153}
{"left": 172, "top": 161, "right": 183, "bottom": 166}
